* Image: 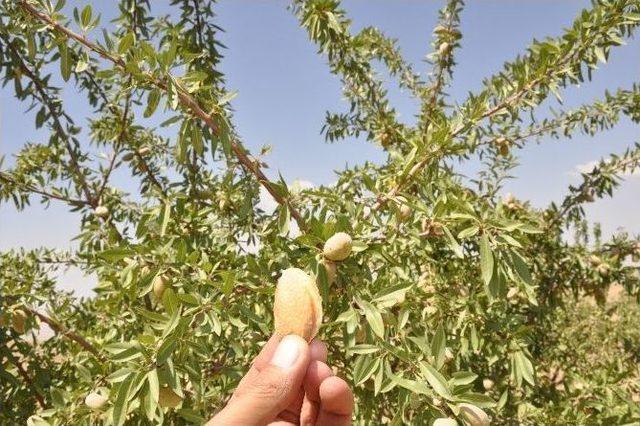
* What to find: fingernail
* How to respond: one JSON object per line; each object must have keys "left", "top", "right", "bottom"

{"left": 270, "top": 335, "right": 302, "bottom": 369}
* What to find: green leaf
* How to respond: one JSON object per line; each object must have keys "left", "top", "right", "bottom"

{"left": 479, "top": 233, "right": 494, "bottom": 287}
{"left": 110, "top": 346, "right": 143, "bottom": 363}
{"left": 431, "top": 324, "right": 446, "bottom": 368}
{"left": 373, "top": 283, "right": 411, "bottom": 308}
{"left": 511, "top": 251, "right": 532, "bottom": 285}
{"left": 178, "top": 409, "right": 206, "bottom": 423}
{"left": 59, "top": 43, "right": 71, "bottom": 82}
{"left": 161, "top": 287, "right": 179, "bottom": 315}
{"left": 192, "top": 123, "right": 204, "bottom": 155}
{"left": 144, "top": 89, "right": 161, "bottom": 118}
{"left": 160, "top": 202, "right": 171, "bottom": 237}
{"left": 455, "top": 392, "right": 496, "bottom": 408}
{"left": 112, "top": 374, "right": 134, "bottom": 426}
{"left": 50, "top": 388, "right": 64, "bottom": 408}
{"left": 217, "top": 90, "right": 238, "bottom": 106}
{"left": 361, "top": 300, "right": 385, "bottom": 339}
{"left": 349, "top": 344, "right": 381, "bottom": 355}
{"left": 451, "top": 371, "right": 478, "bottom": 386}
{"left": 487, "top": 261, "right": 501, "bottom": 300}
{"left": 497, "top": 389, "right": 509, "bottom": 411}
{"left": 74, "top": 52, "right": 89, "bottom": 73}
{"left": 147, "top": 369, "right": 159, "bottom": 403}
{"left": 27, "top": 34, "right": 36, "bottom": 60}
{"left": 458, "top": 225, "right": 480, "bottom": 239}
{"left": 353, "top": 355, "right": 380, "bottom": 386}
{"left": 442, "top": 225, "right": 464, "bottom": 258}
{"left": 514, "top": 351, "right": 535, "bottom": 386}
{"left": 374, "top": 359, "right": 385, "bottom": 395}
{"left": 80, "top": 5, "right": 92, "bottom": 28}
{"left": 99, "top": 248, "right": 135, "bottom": 261}
{"left": 106, "top": 368, "right": 135, "bottom": 383}
{"left": 277, "top": 205, "right": 290, "bottom": 237}
{"left": 419, "top": 362, "right": 453, "bottom": 400}
{"left": 118, "top": 32, "right": 135, "bottom": 54}
{"left": 157, "top": 334, "right": 178, "bottom": 364}
{"left": 386, "top": 367, "right": 431, "bottom": 395}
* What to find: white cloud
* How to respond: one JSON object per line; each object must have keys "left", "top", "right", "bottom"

{"left": 571, "top": 160, "right": 599, "bottom": 176}
{"left": 257, "top": 179, "right": 316, "bottom": 214}
{"left": 51, "top": 266, "right": 97, "bottom": 299}
{"left": 290, "top": 179, "right": 315, "bottom": 192}
{"left": 569, "top": 160, "right": 640, "bottom": 178}
{"left": 257, "top": 187, "right": 279, "bottom": 214}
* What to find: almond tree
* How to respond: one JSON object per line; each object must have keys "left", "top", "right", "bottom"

{"left": 1, "top": 0, "right": 640, "bottom": 424}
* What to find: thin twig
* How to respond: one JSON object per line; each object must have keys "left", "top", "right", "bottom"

{"left": 0, "top": 173, "right": 87, "bottom": 206}
{"left": 0, "top": 31, "right": 95, "bottom": 206}
{"left": 3, "top": 349, "right": 46, "bottom": 408}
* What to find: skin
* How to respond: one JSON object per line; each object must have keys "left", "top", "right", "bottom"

{"left": 208, "top": 335, "right": 354, "bottom": 425}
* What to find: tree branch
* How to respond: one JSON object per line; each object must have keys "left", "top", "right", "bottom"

{"left": 26, "top": 308, "right": 106, "bottom": 362}
{"left": 420, "top": 0, "right": 463, "bottom": 124}
{"left": 20, "top": 0, "right": 309, "bottom": 233}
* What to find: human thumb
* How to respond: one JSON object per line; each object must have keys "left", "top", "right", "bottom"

{"left": 211, "top": 335, "right": 310, "bottom": 425}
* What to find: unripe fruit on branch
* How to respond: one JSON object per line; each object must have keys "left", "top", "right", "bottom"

{"left": 140, "top": 265, "right": 151, "bottom": 277}
{"left": 444, "top": 347, "right": 454, "bottom": 363}
{"left": 483, "top": 378, "right": 495, "bottom": 391}
{"left": 377, "top": 130, "right": 393, "bottom": 148}
{"left": 506, "top": 287, "right": 519, "bottom": 301}
{"left": 494, "top": 136, "right": 511, "bottom": 157}
{"left": 421, "top": 218, "right": 444, "bottom": 237}
{"left": 84, "top": 392, "right": 108, "bottom": 410}
{"left": 122, "top": 152, "right": 134, "bottom": 161}
{"left": 438, "top": 42, "right": 451, "bottom": 56}
{"left": 434, "top": 418, "right": 458, "bottom": 426}
{"left": 398, "top": 204, "right": 412, "bottom": 221}
{"left": 273, "top": 268, "right": 323, "bottom": 341}
{"left": 153, "top": 275, "right": 169, "bottom": 299}
{"left": 11, "top": 309, "right": 28, "bottom": 334}
{"left": 596, "top": 263, "right": 610, "bottom": 276}
{"left": 323, "top": 232, "right": 353, "bottom": 261}
{"left": 319, "top": 259, "right": 337, "bottom": 285}
{"left": 158, "top": 386, "right": 182, "bottom": 408}
{"left": 581, "top": 188, "right": 595, "bottom": 203}
{"left": 216, "top": 191, "right": 229, "bottom": 211}
{"left": 424, "top": 305, "right": 438, "bottom": 316}
{"left": 93, "top": 206, "right": 109, "bottom": 218}
{"left": 433, "top": 24, "right": 447, "bottom": 34}
{"left": 458, "top": 403, "right": 490, "bottom": 426}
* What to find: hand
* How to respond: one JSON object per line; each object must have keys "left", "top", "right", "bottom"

{"left": 208, "top": 334, "right": 354, "bottom": 425}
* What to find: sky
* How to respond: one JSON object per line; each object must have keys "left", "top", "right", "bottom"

{"left": 1, "top": 0, "right": 639, "bottom": 297}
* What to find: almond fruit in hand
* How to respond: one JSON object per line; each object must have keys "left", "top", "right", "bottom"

{"left": 273, "top": 268, "right": 323, "bottom": 341}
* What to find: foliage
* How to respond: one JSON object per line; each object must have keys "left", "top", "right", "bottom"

{"left": 1, "top": 0, "right": 640, "bottom": 424}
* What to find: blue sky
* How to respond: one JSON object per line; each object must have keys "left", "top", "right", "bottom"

{"left": 1, "top": 1, "right": 639, "bottom": 295}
